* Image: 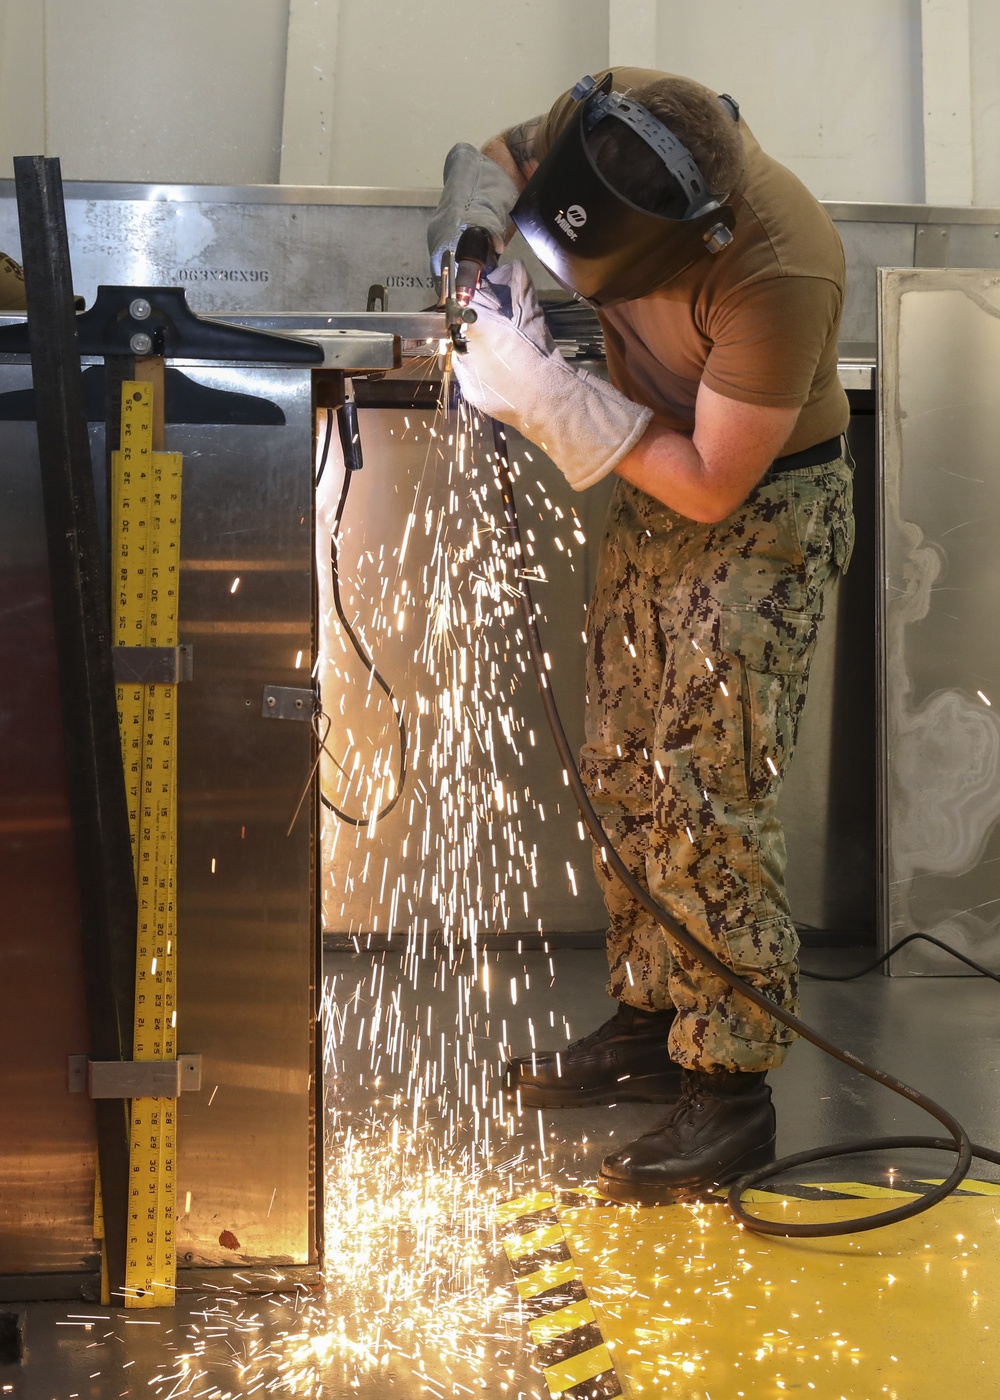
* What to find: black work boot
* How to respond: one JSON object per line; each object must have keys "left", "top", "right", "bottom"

{"left": 503, "top": 1004, "right": 681, "bottom": 1107}
{"left": 596, "top": 1067, "right": 775, "bottom": 1204}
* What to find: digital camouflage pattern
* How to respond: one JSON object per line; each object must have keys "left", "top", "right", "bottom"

{"left": 580, "top": 458, "right": 855, "bottom": 1071}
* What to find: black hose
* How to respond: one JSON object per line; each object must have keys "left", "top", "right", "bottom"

{"left": 801, "top": 930, "right": 1000, "bottom": 984}
{"left": 320, "top": 405, "right": 407, "bottom": 828}
{"left": 488, "top": 418, "right": 1000, "bottom": 1239}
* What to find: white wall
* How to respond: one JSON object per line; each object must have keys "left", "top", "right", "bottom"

{"left": 0, "top": 0, "right": 291, "bottom": 183}
{"left": 970, "top": 0, "right": 1000, "bottom": 205}
{"left": 653, "top": 0, "right": 925, "bottom": 203}
{"left": 323, "top": 0, "right": 609, "bottom": 187}
{"left": 0, "top": 0, "right": 994, "bottom": 206}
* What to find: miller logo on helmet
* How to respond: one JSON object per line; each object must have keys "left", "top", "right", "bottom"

{"left": 554, "top": 208, "right": 581, "bottom": 240}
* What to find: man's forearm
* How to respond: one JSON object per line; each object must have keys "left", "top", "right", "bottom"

{"left": 482, "top": 117, "right": 541, "bottom": 190}
{"left": 614, "top": 390, "right": 800, "bottom": 523}
{"left": 613, "top": 421, "right": 725, "bottom": 523}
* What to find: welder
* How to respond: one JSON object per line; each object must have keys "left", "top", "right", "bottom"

{"left": 427, "top": 68, "right": 853, "bottom": 1203}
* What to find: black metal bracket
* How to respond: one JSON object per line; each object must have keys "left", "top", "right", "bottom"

{"left": 13, "top": 153, "right": 135, "bottom": 1304}
{"left": 0, "top": 284, "right": 324, "bottom": 363}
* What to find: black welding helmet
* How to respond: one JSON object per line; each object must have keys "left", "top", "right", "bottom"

{"left": 511, "top": 74, "right": 740, "bottom": 307}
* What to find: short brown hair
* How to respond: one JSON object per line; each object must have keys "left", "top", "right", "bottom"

{"left": 587, "top": 74, "right": 745, "bottom": 215}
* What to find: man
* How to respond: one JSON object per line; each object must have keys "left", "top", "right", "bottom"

{"left": 0, "top": 252, "right": 27, "bottom": 311}
{"left": 427, "top": 68, "right": 853, "bottom": 1202}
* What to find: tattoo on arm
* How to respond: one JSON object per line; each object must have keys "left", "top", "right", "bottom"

{"left": 503, "top": 117, "right": 542, "bottom": 177}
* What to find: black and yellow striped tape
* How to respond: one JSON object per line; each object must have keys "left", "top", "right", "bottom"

{"left": 497, "top": 1190, "right": 621, "bottom": 1400}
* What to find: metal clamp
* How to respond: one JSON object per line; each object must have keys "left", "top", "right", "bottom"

{"left": 261, "top": 684, "right": 315, "bottom": 721}
{"left": 112, "top": 643, "right": 193, "bottom": 685}
{"left": 68, "top": 1054, "right": 202, "bottom": 1098}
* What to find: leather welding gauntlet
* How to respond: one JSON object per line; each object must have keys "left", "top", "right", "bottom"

{"left": 452, "top": 261, "right": 652, "bottom": 490}
{"left": 427, "top": 144, "right": 519, "bottom": 280}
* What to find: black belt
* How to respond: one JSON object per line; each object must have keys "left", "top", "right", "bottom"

{"left": 769, "top": 435, "right": 843, "bottom": 474}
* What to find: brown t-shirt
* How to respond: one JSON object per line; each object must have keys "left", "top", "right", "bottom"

{"left": 0, "top": 253, "right": 27, "bottom": 312}
{"left": 534, "top": 69, "right": 850, "bottom": 456}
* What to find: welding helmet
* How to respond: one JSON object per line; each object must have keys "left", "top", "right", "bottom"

{"left": 511, "top": 74, "right": 740, "bottom": 307}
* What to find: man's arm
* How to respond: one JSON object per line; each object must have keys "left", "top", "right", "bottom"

{"left": 481, "top": 117, "right": 542, "bottom": 190}
{"left": 613, "top": 384, "right": 801, "bottom": 522}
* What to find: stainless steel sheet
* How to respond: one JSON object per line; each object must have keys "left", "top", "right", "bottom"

{"left": 878, "top": 268, "right": 1000, "bottom": 973}
{"left": 170, "top": 365, "right": 316, "bottom": 1264}
{"left": 0, "top": 358, "right": 318, "bottom": 1280}
{"left": 2, "top": 183, "right": 999, "bottom": 347}
{"left": 0, "top": 393, "right": 100, "bottom": 1277}
{"left": 317, "top": 406, "right": 610, "bottom": 938}
{"left": 0, "top": 184, "right": 440, "bottom": 316}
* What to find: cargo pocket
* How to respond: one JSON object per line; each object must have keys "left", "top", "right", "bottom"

{"left": 830, "top": 488, "right": 855, "bottom": 574}
{"left": 691, "top": 605, "right": 821, "bottom": 805}
{"left": 791, "top": 462, "right": 856, "bottom": 580}
{"left": 724, "top": 916, "right": 798, "bottom": 1047}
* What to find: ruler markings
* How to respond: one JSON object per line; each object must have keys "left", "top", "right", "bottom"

{"left": 108, "top": 382, "right": 183, "bottom": 1308}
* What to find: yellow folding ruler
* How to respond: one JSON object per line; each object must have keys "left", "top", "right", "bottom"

{"left": 108, "top": 379, "right": 183, "bottom": 1307}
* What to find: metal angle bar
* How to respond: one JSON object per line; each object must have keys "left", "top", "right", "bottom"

{"left": 13, "top": 154, "right": 135, "bottom": 1300}
{"left": 111, "top": 644, "right": 194, "bottom": 685}
{"left": 68, "top": 1055, "right": 203, "bottom": 1097}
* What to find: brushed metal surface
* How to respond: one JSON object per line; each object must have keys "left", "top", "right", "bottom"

{"left": 317, "top": 406, "right": 610, "bottom": 938}
{"left": 0, "top": 181, "right": 442, "bottom": 207}
{"left": 0, "top": 190, "right": 440, "bottom": 316}
{"left": 169, "top": 365, "right": 316, "bottom": 1264}
{"left": 878, "top": 268, "right": 1000, "bottom": 973}
{"left": 8, "top": 180, "right": 1000, "bottom": 345}
{"left": 0, "top": 358, "right": 318, "bottom": 1279}
{"left": 824, "top": 201, "right": 1000, "bottom": 224}
{"left": 834, "top": 222, "right": 918, "bottom": 345}
{"left": 0, "top": 394, "right": 100, "bottom": 1277}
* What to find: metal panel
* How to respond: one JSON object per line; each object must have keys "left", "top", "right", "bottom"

{"left": 878, "top": 268, "right": 1000, "bottom": 973}
{"left": 0, "top": 394, "right": 99, "bottom": 1277}
{"left": 944, "top": 222, "right": 1000, "bottom": 268}
{"left": 169, "top": 365, "right": 316, "bottom": 1264}
{"left": 834, "top": 221, "right": 919, "bottom": 345}
{"left": 2, "top": 183, "right": 1000, "bottom": 334}
{"left": 317, "top": 406, "right": 610, "bottom": 938}
{"left": 0, "top": 187, "right": 439, "bottom": 316}
{"left": 0, "top": 359, "right": 318, "bottom": 1279}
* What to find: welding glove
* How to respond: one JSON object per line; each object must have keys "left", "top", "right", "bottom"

{"left": 427, "top": 143, "right": 519, "bottom": 280}
{"left": 452, "top": 261, "right": 653, "bottom": 491}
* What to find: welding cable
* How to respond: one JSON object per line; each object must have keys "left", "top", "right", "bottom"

{"left": 318, "top": 404, "right": 407, "bottom": 827}
{"left": 487, "top": 417, "right": 1000, "bottom": 1239}
{"left": 800, "top": 930, "right": 1000, "bottom": 984}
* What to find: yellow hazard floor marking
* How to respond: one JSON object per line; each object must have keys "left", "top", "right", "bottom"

{"left": 501, "top": 1189, "right": 622, "bottom": 1397}
{"left": 497, "top": 1191, "right": 559, "bottom": 1225}
{"left": 110, "top": 380, "right": 183, "bottom": 1309}
{"left": 515, "top": 1259, "right": 580, "bottom": 1302}
{"left": 548, "top": 1191, "right": 1000, "bottom": 1399}
{"left": 542, "top": 1344, "right": 616, "bottom": 1394}
{"left": 506, "top": 1223, "right": 567, "bottom": 1259}
{"left": 921, "top": 1177, "right": 1000, "bottom": 1195}
{"left": 528, "top": 1299, "right": 599, "bottom": 1346}
{"left": 811, "top": 1181, "right": 922, "bottom": 1200}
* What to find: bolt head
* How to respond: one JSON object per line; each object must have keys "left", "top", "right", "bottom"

{"left": 130, "top": 297, "right": 152, "bottom": 320}
{"left": 130, "top": 331, "right": 153, "bottom": 354}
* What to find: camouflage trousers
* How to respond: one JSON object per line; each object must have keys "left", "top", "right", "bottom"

{"left": 580, "top": 458, "right": 855, "bottom": 1072}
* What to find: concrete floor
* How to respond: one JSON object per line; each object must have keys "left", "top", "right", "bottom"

{"left": 5, "top": 944, "right": 1000, "bottom": 1399}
